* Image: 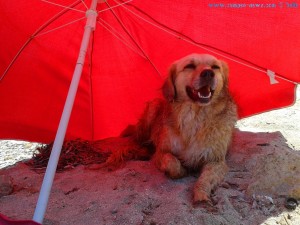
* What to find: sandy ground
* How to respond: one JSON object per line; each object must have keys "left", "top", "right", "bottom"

{"left": 237, "top": 86, "right": 300, "bottom": 151}
{"left": 0, "top": 86, "right": 299, "bottom": 225}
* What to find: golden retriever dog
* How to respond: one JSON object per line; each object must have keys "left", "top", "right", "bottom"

{"left": 100, "top": 53, "right": 237, "bottom": 204}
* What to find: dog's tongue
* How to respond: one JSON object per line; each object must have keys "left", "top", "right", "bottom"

{"left": 199, "top": 86, "right": 211, "bottom": 97}
{"left": 186, "top": 85, "right": 213, "bottom": 103}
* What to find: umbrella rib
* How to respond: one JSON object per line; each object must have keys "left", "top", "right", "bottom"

{"left": 117, "top": 1, "right": 298, "bottom": 85}
{"left": 41, "top": 0, "right": 86, "bottom": 13}
{"left": 35, "top": 16, "right": 86, "bottom": 37}
{"left": 88, "top": 32, "right": 95, "bottom": 140}
{"left": 98, "top": 0, "right": 133, "bottom": 14}
{"left": 97, "top": 18, "right": 146, "bottom": 59}
{"left": 0, "top": 0, "right": 83, "bottom": 82}
{"left": 105, "top": 1, "right": 162, "bottom": 78}
{"left": 80, "top": 0, "right": 89, "bottom": 9}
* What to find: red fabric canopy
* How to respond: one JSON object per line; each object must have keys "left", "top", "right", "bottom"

{"left": 0, "top": 0, "right": 299, "bottom": 143}
{"left": 0, "top": 213, "right": 41, "bottom": 225}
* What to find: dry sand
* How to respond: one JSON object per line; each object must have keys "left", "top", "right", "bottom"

{"left": 0, "top": 86, "right": 299, "bottom": 225}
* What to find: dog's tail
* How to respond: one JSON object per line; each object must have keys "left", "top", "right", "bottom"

{"left": 89, "top": 128, "right": 154, "bottom": 170}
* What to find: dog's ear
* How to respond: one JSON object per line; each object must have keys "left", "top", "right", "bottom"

{"left": 220, "top": 60, "right": 229, "bottom": 77}
{"left": 220, "top": 60, "right": 229, "bottom": 88}
{"left": 162, "top": 64, "right": 177, "bottom": 102}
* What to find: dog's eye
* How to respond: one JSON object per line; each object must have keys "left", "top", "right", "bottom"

{"left": 211, "top": 65, "right": 220, "bottom": 70}
{"left": 184, "top": 63, "right": 196, "bottom": 70}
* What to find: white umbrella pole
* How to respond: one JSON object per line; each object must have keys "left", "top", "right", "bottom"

{"left": 33, "top": 0, "right": 98, "bottom": 223}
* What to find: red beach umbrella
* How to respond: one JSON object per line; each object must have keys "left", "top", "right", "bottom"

{"left": 1, "top": 0, "right": 299, "bottom": 143}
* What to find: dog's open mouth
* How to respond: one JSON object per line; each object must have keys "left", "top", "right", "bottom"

{"left": 186, "top": 85, "right": 214, "bottom": 104}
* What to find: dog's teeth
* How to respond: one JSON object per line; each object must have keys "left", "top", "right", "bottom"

{"left": 198, "top": 91, "right": 211, "bottom": 99}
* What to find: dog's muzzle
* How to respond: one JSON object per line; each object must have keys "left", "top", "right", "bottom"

{"left": 186, "top": 69, "right": 216, "bottom": 104}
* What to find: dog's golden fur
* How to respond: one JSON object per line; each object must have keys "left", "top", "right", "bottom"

{"left": 102, "top": 53, "right": 237, "bottom": 204}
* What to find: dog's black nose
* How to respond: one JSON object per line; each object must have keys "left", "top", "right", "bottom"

{"left": 200, "top": 69, "right": 215, "bottom": 78}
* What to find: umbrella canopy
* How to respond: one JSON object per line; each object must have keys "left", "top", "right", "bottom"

{"left": 0, "top": 0, "right": 299, "bottom": 143}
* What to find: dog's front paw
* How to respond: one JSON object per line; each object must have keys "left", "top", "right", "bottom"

{"left": 193, "top": 189, "right": 212, "bottom": 206}
{"left": 160, "top": 153, "right": 186, "bottom": 179}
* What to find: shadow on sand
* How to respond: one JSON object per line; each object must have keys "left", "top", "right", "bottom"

{"left": 0, "top": 129, "right": 299, "bottom": 225}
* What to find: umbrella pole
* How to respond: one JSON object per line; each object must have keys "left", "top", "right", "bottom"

{"left": 32, "top": 0, "right": 98, "bottom": 223}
